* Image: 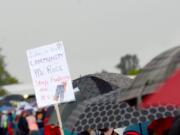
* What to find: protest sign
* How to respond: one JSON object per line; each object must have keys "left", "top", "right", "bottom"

{"left": 27, "top": 41, "right": 75, "bottom": 108}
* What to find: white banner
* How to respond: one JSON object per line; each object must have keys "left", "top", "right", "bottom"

{"left": 27, "top": 41, "right": 75, "bottom": 108}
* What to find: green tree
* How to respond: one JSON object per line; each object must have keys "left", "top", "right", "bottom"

{"left": 116, "top": 54, "right": 141, "bottom": 75}
{"left": 0, "top": 49, "right": 18, "bottom": 95}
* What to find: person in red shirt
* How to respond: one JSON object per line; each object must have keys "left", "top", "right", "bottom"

{"left": 44, "top": 124, "right": 61, "bottom": 135}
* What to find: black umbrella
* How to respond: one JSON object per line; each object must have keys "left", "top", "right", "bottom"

{"left": 0, "top": 100, "right": 13, "bottom": 107}
{"left": 48, "top": 72, "right": 132, "bottom": 125}
{"left": 62, "top": 89, "right": 178, "bottom": 131}
{"left": 72, "top": 72, "right": 132, "bottom": 100}
{"left": 120, "top": 105, "right": 178, "bottom": 127}
{"left": 3, "top": 94, "right": 24, "bottom": 102}
{"left": 0, "top": 95, "right": 24, "bottom": 107}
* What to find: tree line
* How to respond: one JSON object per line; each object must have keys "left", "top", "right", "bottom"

{"left": 116, "top": 54, "right": 142, "bottom": 75}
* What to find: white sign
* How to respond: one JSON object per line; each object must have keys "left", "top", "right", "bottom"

{"left": 27, "top": 41, "right": 75, "bottom": 108}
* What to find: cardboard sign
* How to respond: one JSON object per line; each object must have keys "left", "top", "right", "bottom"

{"left": 27, "top": 41, "right": 75, "bottom": 108}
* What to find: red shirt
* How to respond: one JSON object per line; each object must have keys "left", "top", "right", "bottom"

{"left": 44, "top": 125, "right": 61, "bottom": 135}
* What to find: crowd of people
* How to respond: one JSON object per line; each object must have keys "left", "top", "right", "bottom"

{"left": 0, "top": 107, "right": 62, "bottom": 135}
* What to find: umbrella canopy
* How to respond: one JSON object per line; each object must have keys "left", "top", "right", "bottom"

{"left": 3, "top": 94, "right": 24, "bottom": 102}
{"left": 53, "top": 89, "right": 178, "bottom": 132}
{"left": 0, "top": 105, "right": 15, "bottom": 112}
{"left": 92, "top": 72, "right": 132, "bottom": 89}
{"left": 141, "top": 69, "right": 180, "bottom": 107}
{"left": 0, "top": 100, "right": 13, "bottom": 107}
{"left": 0, "top": 95, "right": 24, "bottom": 107}
{"left": 73, "top": 72, "right": 132, "bottom": 100}
{"left": 116, "top": 46, "right": 180, "bottom": 103}
{"left": 48, "top": 72, "right": 132, "bottom": 125}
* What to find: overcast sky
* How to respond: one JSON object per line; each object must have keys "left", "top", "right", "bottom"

{"left": 0, "top": 0, "right": 179, "bottom": 83}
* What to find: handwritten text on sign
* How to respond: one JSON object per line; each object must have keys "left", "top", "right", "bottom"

{"left": 27, "top": 42, "right": 75, "bottom": 108}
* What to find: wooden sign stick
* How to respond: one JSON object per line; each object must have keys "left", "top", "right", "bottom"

{"left": 54, "top": 104, "right": 64, "bottom": 135}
